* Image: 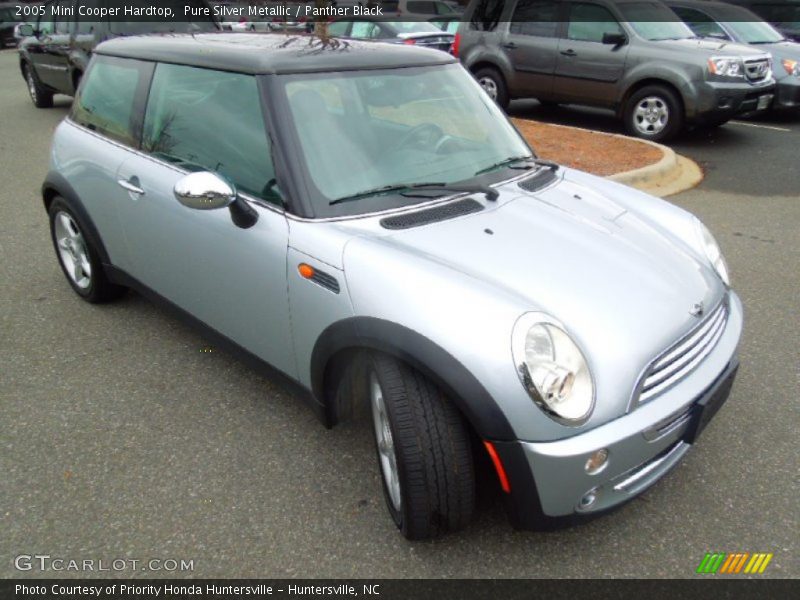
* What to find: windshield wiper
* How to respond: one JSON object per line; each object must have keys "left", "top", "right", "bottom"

{"left": 474, "top": 155, "right": 536, "bottom": 176}
{"left": 330, "top": 181, "right": 499, "bottom": 206}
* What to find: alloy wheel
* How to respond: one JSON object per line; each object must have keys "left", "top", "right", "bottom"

{"left": 478, "top": 77, "right": 498, "bottom": 101}
{"left": 370, "top": 373, "right": 402, "bottom": 512}
{"left": 54, "top": 211, "right": 92, "bottom": 289}
{"left": 633, "top": 96, "right": 669, "bottom": 136}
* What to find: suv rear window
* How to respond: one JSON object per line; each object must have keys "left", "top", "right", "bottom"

{"left": 141, "top": 64, "right": 279, "bottom": 205}
{"left": 71, "top": 56, "right": 149, "bottom": 146}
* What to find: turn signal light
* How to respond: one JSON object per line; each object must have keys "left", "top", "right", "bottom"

{"left": 298, "top": 263, "right": 315, "bottom": 279}
{"left": 483, "top": 441, "right": 511, "bottom": 493}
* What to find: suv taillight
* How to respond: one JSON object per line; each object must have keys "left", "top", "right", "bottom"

{"left": 452, "top": 32, "right": 461, "bottom": 57}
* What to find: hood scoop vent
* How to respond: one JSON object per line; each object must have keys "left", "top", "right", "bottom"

{"left": 380, "top": 199, "right": 484, "bottom": 230}
{"left": 517, "top": 167, "right": 558, "bottom": 193}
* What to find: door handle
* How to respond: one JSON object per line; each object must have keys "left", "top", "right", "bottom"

{"left": 560, "top": 49, "right": 577, "bottom": 57}
{"left": 117, "top": 178, "right": 145, "bottom": 196}
{"left": 502, "top": 42, "right": 517, "bottom": 50}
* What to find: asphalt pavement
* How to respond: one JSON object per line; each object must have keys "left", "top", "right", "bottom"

{"left": 1, "top": 49, "right": 798, "bottom": 578}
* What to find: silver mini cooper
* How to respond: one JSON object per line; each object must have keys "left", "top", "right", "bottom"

{"left": 43, "top": 33, "right": 741, "bottom": 540}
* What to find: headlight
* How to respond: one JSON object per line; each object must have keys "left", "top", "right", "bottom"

{"left": 694, "top": 218, "right": 730, "bottom": 286}
{"left": 707, "top": 56, "right": 744, "bottom": 78}
{"left": 511, "top": 314, "right": 594, "bottom": 425}
{"left": 783, "top": 58, "right": 800, "bottom": 76}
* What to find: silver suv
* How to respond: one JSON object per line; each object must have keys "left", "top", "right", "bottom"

{"left": 456, "top": 0, "right": 776, "bottom": 140}
{"left": 44, "top": 33, "right": 742, "bottom": 539}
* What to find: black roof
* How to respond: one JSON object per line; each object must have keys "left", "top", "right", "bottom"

{"left": 95, "top": 33, "right": 456, "bottom": 75}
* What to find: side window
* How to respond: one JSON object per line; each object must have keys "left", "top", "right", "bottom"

{"left": 37, "top": 0, "right": 55, "bottom": 36}
{"left": 77, "top": 0, "right": 103, "bottom": 35}
{"left": 327, "top": 20, "right": 351, "bottom": 36}
{"left": 71, "top": 56, "right": 147, "bottom": 146}
{"left": 350, "top": 21, "right": 381, "bottom": 39}
{"left": 53, "top": 0, "right": 73, "bottom": 35}
{"left": 509, "top": 0, "right": 559, "bottom": 37}
{"left": 671, "top": 7, "right": 729, "bottom": 39}
{"left": 142, "top": 64, "right": 279, "bottom": 205}
{"left": 567, "top": 2, "right": 623, "bottom": 42}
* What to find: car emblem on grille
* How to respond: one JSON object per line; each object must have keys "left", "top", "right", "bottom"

{"left": 690, "top": 302, "right": 705, "bottom": 317}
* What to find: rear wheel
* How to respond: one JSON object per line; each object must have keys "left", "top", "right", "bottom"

{"left": 473, "top": 66, "right": 509, "bottom": 111}
{"left": 623, "top": 84, "right": 683, "bottom": 142}
{"left": 48, "top": 197, "right": 126, "bottom": 303}
{"left": 368, "top": 353, "right": 475, "bottom": 540}
{"left": 23, "top": 63, "right": 54, "bottom": 108}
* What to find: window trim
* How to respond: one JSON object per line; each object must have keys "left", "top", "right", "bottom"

{"left": 566, "top": 1, "right": 624, "bottom": 43}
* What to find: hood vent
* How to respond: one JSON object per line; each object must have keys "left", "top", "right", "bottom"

{"left": 380, "top": 199, "right": 484, "bottom": 230}
{"left": 517, "top": 167, "right": 558, "bottom": 193}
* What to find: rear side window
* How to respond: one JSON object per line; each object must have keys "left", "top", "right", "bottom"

{"left": 567, "top": 2, "right": 623, "bottom": 42}
{"left": 142, "top": 64, "right": 279, "bottom": 205}
{"left": 510, "top": 0, "right": 559, "bottom": 37}
{"left": 71, "top": 56, "right": 149, "bottom": 146}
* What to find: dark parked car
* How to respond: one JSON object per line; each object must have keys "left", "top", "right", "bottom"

{"left": 327, "top": 18, "right": 455, "bottom": 52}
{"left": 455, "top": 0, "right": 776, "bottom": 141}
{"left": 724, "top": 0, "right": 800, "bottom": 42}
{"left": 0, "top": 2, "right": 24, "bottom": 47}
{"left": 668, "top": 0, "right": 800, "bottom": 111}
{"left": 17, "top": 0, "right": 218, "bottom": 108}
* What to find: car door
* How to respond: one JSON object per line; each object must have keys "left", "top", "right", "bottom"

{"left": 36, "top": 0, "right": 73, "bottom": 91}
{"left": 115, "top": 63, "right": 296, "bottom": 377}
{"left": 501, "top": 0, "right": 563, "bottom": 99}
{"left": 553, "top": 1, "right": 630, "bottom": 106}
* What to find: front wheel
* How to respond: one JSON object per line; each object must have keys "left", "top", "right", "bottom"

{"left": 23, "top": 63, "right": 54, "bottom": 109}
{"left": 368, "top": 354, "right": 475, "bottom": 540}
{"left": 623, "top": 85, "right": 684, "bottom": 142}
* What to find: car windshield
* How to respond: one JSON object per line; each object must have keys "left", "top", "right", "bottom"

{"left": 279, "top": 63, "right": 532, "bottom": 217}
{"left": 619, "top": 2, "right": 697, "bottom": 40}
{"left": 724, "top": 18, "right": 785, "bottom": 42}
{"left": 390, "top": 21, "right": 445, "bottom": 33}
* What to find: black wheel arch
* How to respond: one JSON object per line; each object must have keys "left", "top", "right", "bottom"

{"left": 310, "top": 317, "right": 517, "bottom": 441}
{"left": 42, "top": 171, "right": 111, "bottom": 266}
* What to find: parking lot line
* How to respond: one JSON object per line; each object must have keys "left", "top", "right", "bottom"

{"left": 729, "top": 121, "right": 792, "bottom": 132}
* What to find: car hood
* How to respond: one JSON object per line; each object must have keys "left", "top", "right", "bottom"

{"left": 655, "top": 36, "right": 769, "bottom": 57}
{"left": 371, "top": 174, "right": 724, "bottom": 361}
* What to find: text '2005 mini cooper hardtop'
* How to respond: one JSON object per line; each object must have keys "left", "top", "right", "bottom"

{"left": 44, "top": 33, "right": 742, "bottom": 540}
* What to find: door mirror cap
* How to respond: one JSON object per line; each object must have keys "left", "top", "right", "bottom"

{"left": 17, "top": 23, "right": 35, "bottom": 37}
{"left": 174, "top": 171, "right": 237, "bottom": 210}
{"left": 602, "top": 32, "right": 627, "bottom": 46}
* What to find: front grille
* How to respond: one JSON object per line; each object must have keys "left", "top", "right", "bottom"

{"left": 744, "top": 58, "right": 771, "bottom": 82}
{"left": 637, "top": 300, "right": 729, "bottom": 403}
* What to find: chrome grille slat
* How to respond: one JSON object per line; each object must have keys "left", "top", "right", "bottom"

{"left": 744, "top": 58, "right": 770, "bottom": 82}
{"left": 638, "top": 301, "right": 728, "bottom": 403}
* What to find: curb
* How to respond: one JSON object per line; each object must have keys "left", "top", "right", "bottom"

{"left": 519, "top": 119, "right": 703, "bottom": 198}
{"left": 607, "top": 135, "right": 703, "bottom": 197}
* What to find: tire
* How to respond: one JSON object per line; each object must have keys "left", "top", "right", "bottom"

{"left": 23, "top": 63, "right": 54, "bottom": 109}
{"left": 473, "top": 66, "right": 509, "bottom": 111}
{"left": 623, "top": 84, "right": 684, "bottom": 142}
{"left": 368, "top": 353, "right": 475, "bottom": 540}
{"left": 48, "top": 197, "right": 126, "bottom": 303}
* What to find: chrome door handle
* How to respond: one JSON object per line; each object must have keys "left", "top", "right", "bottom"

{"left": 560, "top": 49, "right": 577, "bottom": 57}
{"left": 117, "top": 178, "right": 145, "bottom": 196}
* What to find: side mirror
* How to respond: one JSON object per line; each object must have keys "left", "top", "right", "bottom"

{"left": 602, "top": 32, "right": 627, "bottom": 46}
{"left": 173, "top": 171, "right": 259, "bottom": 229}
{"left": 173, "top": 171, "right": 237, "bottom": 210}
{"left": 17, "top": 23, "right": 35, "bottom": 37}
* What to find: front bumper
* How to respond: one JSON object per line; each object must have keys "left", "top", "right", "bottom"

{"left": 493, "top": 291, "right": 743, "bottom": 529}
{"left": 689, "top": 80, "right": 775, "bottom": 122}
{"left": 773, "top": 76, "right": 800, "bottom": 110}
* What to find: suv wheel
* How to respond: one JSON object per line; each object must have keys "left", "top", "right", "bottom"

{"left": 368, "top": 354, "right": 475, "bottom": 540}
{"left": 49, "top": 197, "right": 126, "bottom": 303}
{"left": 624, "top": 85, "right": 683, "bottom": 142}
{"left": 23, "top": 63, "right": 54, "bottom": 109}
{"left": 473, "top": 67, "right": 509, "bottom": 111}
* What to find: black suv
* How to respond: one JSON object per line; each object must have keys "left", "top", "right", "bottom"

{"left": 1, "top": 2, "right": 24, "bottom": 47}
{"left": 18, "top": 0, "right": 218, "bottom": 108}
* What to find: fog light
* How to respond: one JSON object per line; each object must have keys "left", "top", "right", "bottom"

{"left": 585, "top": 448, "right": 609, "bottom": 475}
{"left": 579, "top": 489, "right": 598, "bottom": 509}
